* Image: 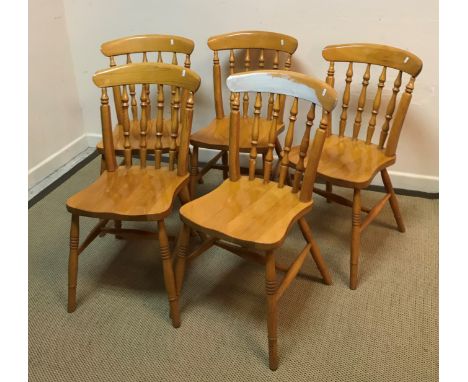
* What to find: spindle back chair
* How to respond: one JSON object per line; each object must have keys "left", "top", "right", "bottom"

{"left": 289, "top": 43, "right": 423, "bottom": 289}
{"left": 189, "top": 31, "right": 298, "bottom": 196}
{"left": 66, "top": 63, "right": 201, "bottom": 328}
{"left": 97, "top": 34, "right": 195, "bottom": 172}
{"left": 176, "top": 70, "right": 337, "bottom": 370}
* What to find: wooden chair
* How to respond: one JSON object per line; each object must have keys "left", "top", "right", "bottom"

{"left": 288, "top": 43, "right": 423, "bottom": 289}
{"left": 97, "top": 34, "right": 195, "bottom": 172}
{"left": 189, "top": 31, "right": 298, "bottom": 196}
{"left": 66, "top": 63, "right": 201, "bottom": 328}
{"left": 175, "top": 70, "right": 338, "bottom": 370}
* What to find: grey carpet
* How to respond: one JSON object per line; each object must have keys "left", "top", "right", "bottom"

{"left": 29, "top": 157, "right": 438, "bottom": 381}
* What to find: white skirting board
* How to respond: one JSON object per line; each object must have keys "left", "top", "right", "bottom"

{"left": 28, "top": 134, "right": 439, "bottom": 196}
{"left": 28, "top": 134, "right": 89, "bottom": 189}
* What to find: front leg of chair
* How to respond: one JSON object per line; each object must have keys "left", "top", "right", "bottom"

{"left": 325, "top": 182, "right": 333, "bottom": 203}
{"left": 350, "top": 188, "right": 362, "bottom": 290}
{"left": 190, "top": 145, "right": 199, "bottom": 198}
{"left": 158, "top": 220, "right": 181, "bottom": 328}
{"left": 381, "top": 169, "right": 406, "bottom": 233}
{"left": 68, "top": 214, "right": 80, "bottom": 313}
{"left": 297, "top": 218, "right": 332, "bottom": 285}
{"left": 265, "top": 250, "right": 278, "bottom": 371}
{"left": 174, "top": 223, "right": 191, "bottom": 297}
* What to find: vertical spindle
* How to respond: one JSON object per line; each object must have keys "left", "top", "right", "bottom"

{"left": 278, "top": 98, "right": 298, "bottom": 188}
{"left": 339, "top": 62, "right": 353, "bottom": 137}
{"left": 169, "top": 87, "right": 180, "bottom": 170}
{"left": 264, "top": 95, "right": 280, "bottom": 183}
{"left": 229, "top": 93, "right": 241, "bottom": 181}
{"left": 352, "top": 64, "right": 371, "bottom": 139}
{"left": 243, "top": 49, "right": 250, "bottom": 118}
{"left": 126, "top": 54, "right": 138, "bottom": 121}
{"left": 366, "top": 66, "right": 386, "bottom": 144}
{"left": 110, "top": 56, "right": 123, "bottom": 126}
{"left": 249, "top": 93, "right": 262, "bottom": 180}
{"left": 155, "top": 84, "right": 164, "bottom": 169}
{"left": 122, "top": 86, "right": 132, "bottom": 168}
{"left": 213, "top": 51, "right": 224, "bottom": 119}
{"left": 100, "top": 88, "right": 117, "bottom": 171}
{"left": 379, "top": 71, "right": 402, "bottom": 149}
{"left": 139, "top": 84, "right": 148, "bottom": 168}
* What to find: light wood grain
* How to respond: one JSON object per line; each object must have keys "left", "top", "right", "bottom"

{"left": 207, "top": 31, "right": 297, "bottom": 53}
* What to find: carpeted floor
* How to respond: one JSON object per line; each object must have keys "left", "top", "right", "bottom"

{"left": 29, "top": 157, "right": 438, "bottom": 381}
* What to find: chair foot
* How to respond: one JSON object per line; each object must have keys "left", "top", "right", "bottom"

{"left": 350, "top": 189, "right": 361, "bottom": 290}
{"left": 68, "top": 214, "right": 79, "bottom": 312}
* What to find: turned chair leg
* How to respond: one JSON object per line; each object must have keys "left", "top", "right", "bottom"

{"left": 68, "top": 214, "right": 80, "bottom": 313}
{"left": 265, "top": 250, "right": 278, "bottom": 371}
{"left": 221, "top": 150, "right": 228, "bottom": 179}
{"left": 174, "top": 223, "right": 191, "bottom": 296}
{"left": 158, "top": 220, "right": 180, "bottom": 328}
{"left": 350, "top": 188, "right": 362, "bottom": 290}
{"left": 381, "top": 169, "right": 406, "bottom": 233}
{"left": 190, "top": 146, "right": 199, "bottom": 199}
{"left": 325, "top": 182, "right": 333, "bottom": 203}
{"left": 297, "top": 218, "right": 332, "bottom": 285}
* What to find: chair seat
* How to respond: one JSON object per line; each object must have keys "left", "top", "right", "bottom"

{"left": 66, "top": 166, "right": 189, "bottom": 221}
{"left": 96, "top": 119, "right": 180, "bottom": 154}
{"left": 289, "top": 135, "right": 396, "bottom": 188}
{"left": 190, "top": 116, "right": 285, "bottom": 152}
{"left": 180, "top": 177, "right": 313, "bottom": 250}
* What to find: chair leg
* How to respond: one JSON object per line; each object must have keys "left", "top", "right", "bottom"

{"left": 100, "top": 154, "right": 106, "bottom": 174}
{"left": 265, "top": 250, "right": 278, "bottom": 371}
{"left": 381, "top": 169, "right": 406, "bottom": 233}
{"left": 158, "top": 220, "right": 180, "bottom": 328}
{"left": 114, "top": 220, "right": 123, "bottom": 239}
{"left": 325, "top": 182, "right": 332, "bottom": 203}
{"left": 350, "top": 188, "right": 361, "bottom": 290}
{"left": 174, "top": 223, "right": 191, "bottom": 296}
{"left": 221, "top": 150, "right": 228, "bottom": 179}
{"left": 297, "top": 218, "right": 332, "bottom": 285}
{"left": 68, "top": 214, "right": 79, "bottom": 313}
{"left": 190, "top": 146, "right": 199, "bottom": 199}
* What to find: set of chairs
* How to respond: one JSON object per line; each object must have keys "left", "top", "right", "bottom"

{"left": 65, "top": 31, "right": 422, "bottom": 370}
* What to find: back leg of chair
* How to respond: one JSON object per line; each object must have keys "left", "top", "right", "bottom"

{"left": 68, "top": 214, "right": 80, "bottom": 313}
{"left": 265, "top": 250, "right": 278, "bottom": 371}
{"left": 325, "top": 182, "right": 333, "bottom": 203}
{"left": 190, "top": 146, "right": 199, "bottom": 198}
{"left": 158, "top": 220, "right": 181, "bottom": 328}
{"left": 381, "top": 169, "right": 405, "bottom": 233}
{"left": 350, "top": 188, "right": 362, "bottom": 290}
{"left": 297, "top": 217, "right": 332, "bottom": 285}
{"left": 174, "top": 223, "right": 191, "bottom": 296}
{"left": 221, "top": 150, "right": 228, "bottom": 179}
{"left": 100, "top": 154, "right": 106, "bottom": 174}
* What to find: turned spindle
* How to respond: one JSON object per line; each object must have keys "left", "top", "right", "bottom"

{"left": 352, "top": 63, "right": 371, "bottom": 140}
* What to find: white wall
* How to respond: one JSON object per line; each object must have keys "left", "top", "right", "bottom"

{"left": 57, "top": 0, "right": 437, "bottom": 191}
{"left": 29, "top": 0, "right": 86, "bottom": 187}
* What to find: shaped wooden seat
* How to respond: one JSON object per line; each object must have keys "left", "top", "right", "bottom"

{"left": 189, "top": 31, "right": 297, "bottom": 197}
{"left": 289, "top": 135, "right": 395, "bottom": 188}
{"left": 180, "top": 177, "right": 312, "bottom": 249}
{"left": 97, "top": 34, "right": 194, "bottom": 171}
{"left": 65, "top": 63, "right": 201, "bottom": 329}
{"left": 289, "top": 43, "right": 423, "bottom": 289}
{"left": 175, "top": 70, "right": 338, "bottom": 370}
{"left": 67, "top": 166, "right": 188, "bottom": 221}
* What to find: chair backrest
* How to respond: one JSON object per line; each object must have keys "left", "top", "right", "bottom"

{"left": 93, "top": 63, "right": 201, "bottom": 175}
{"left": 322, "top": 43, "right": 423, "bottom": 156}
{"left": 207, "top": 31, "right": 298, "bottom": 122}
{"left": 226, "top": 70, "right": 338, "bottom": 203}
{"left": 101, "top": 34, "right": 195, "bottom": 124}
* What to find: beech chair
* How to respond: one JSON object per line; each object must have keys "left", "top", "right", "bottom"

{"left": 174, "top": 70, "right": 338, "bottom": 370}
{"left": 189, "top": 31, "right": 298, "bottom": 196}
{"left": 97, "top": 34, "right": 195, "bottom": 173}
{"left": 66, "top": 63, "right": 201, "bottom": 328}
{"left": 288, "top": 43, "right": 423, "bottom": 289}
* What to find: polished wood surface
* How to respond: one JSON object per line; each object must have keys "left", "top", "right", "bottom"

{"left": 207, "top": 31, "right": 298, "bottom": 53}
{"left": 289, "top": 135, "right": 396, "bottom": 188}
{"left": 178, "top": 71, "right": 337, "bottom": 370}
{"left": 190, "top": 31, "right": 298, "bottom": 195}
{"left": 290, "top": 43, "right": 422, "bottom": 289}
{"left": 180, "top": 177, "right": 313, "bottom": 250}
{"left": 322, "top": 43, "right": 423, "bottom": 76}
{"left": 66, "top": 63, "right": 200, "bottom": 327}
{"left": 190, "top": 116, "right": 285, "bottom": 151}
{"left": 67, "top": 167, "right": 189, "bottom": 221}
{"left": 101, "top": 34, "right": 194, "bottom": 57}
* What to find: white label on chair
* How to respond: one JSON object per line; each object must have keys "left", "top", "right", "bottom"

{"left": 322, "top": 88, "right": 327, "bottom": 96}
{"left": 182, "top": 69, "right": 186, "bottom": 77}
{"left": 170, "top": 39, "right": 174, "bottom": 45}
{"left": 404, "top": 56, "right": 410, "bottom": 63}
{"left": 280, "top": 39, "right": 284, "bottom": 46}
